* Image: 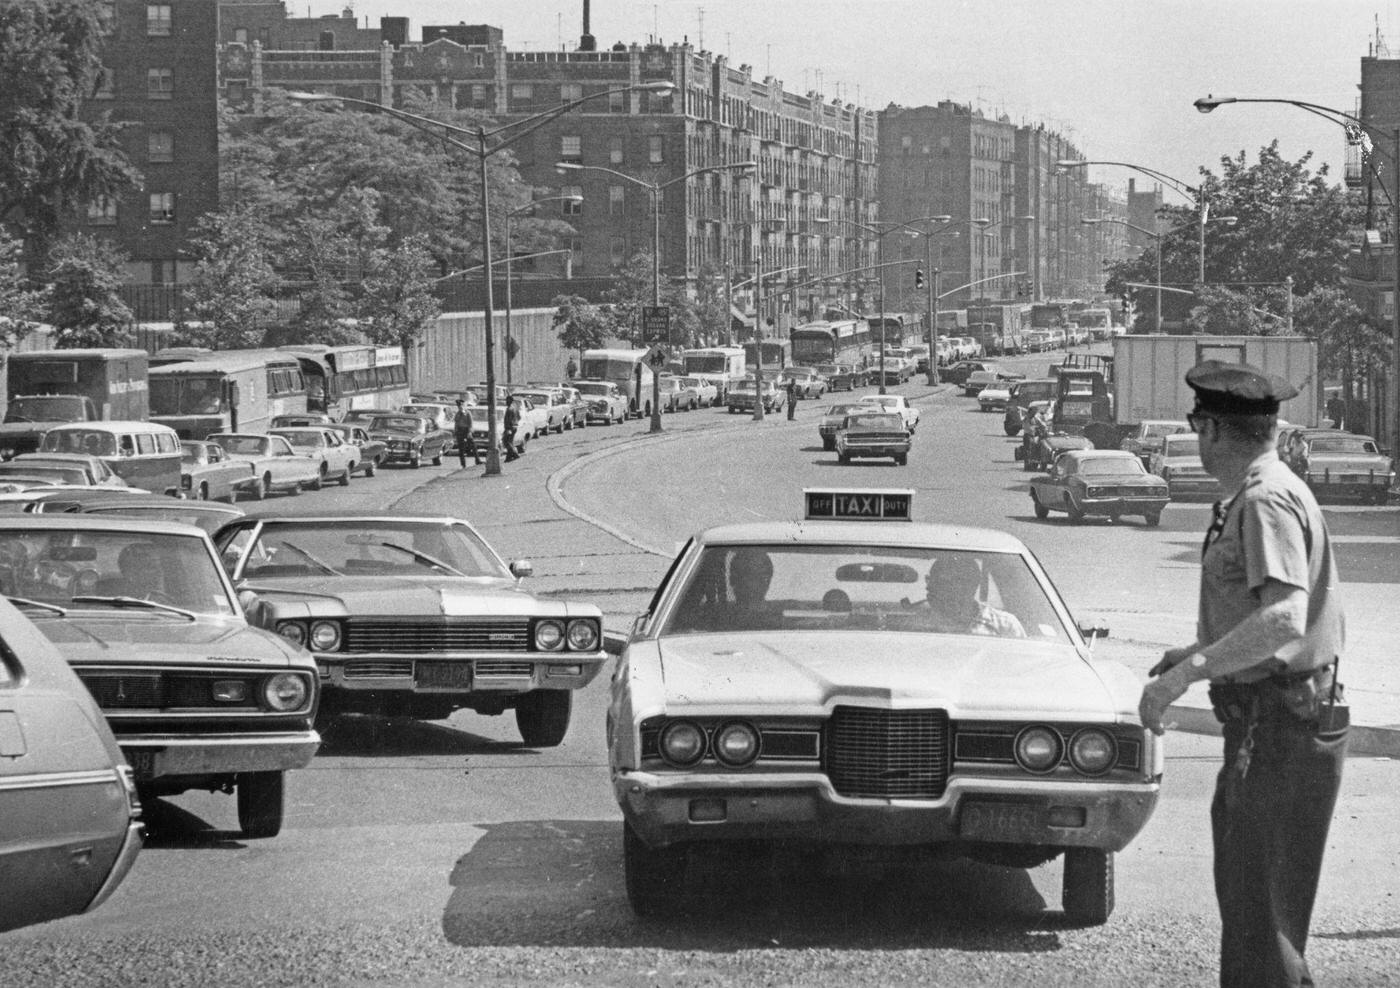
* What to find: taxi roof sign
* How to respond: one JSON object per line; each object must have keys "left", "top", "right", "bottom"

{"left": 804, "top": 488, "right": 914, "bottom": 522}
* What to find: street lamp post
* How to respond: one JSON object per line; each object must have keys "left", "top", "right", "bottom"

{"left": 556, "top": 160, "right": 756, "bottom": 432}
{"left": 906, "top": 219, "right": 989, "bottom": 382}
{"left": 504, "top": 194, "right": 581, "bottom": 386}
{"left": 1084, "top": 217, "right": 1162, "bottom": 332}
{"left": 287, "top": 81, "right": 675, "bottom": 476}
{"left": 1195, "top": 93, "right": 1400, "bottom": 451}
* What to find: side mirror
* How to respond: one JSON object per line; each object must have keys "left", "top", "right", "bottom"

{"left": 603, "top": 630, "right": 629, "bottom": 656}
{"left": 509, "top": 559, "right": 533, "bottom": 579}
{"left": 1078, "top": 619, "right": 1110, "bottom": 644}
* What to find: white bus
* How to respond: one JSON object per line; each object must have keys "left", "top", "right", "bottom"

{"left": 579, "top": 348, "right": 655, "bottom": 418}
{"left": 681, "top": 346, "right": 747, "bottom": 402}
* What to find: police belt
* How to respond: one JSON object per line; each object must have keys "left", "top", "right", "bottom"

{"left": 1208, "top": 663, "right": 1341, "bottom": 726}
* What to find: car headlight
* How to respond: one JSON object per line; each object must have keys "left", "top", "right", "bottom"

{"left": 534, "top": 619, "right": 564, "bottom": 651}
{"left": 1014, "top": 725, "right": 1063, "bottom": 773}
{"left": 309, "top": 620, "right": 341, "bottom": 652}
{"left": 712, "top": 721, "right": 759, "bottom": 767}
{"left": 1068, "top": 728, "right": 1117, "bottom": 776}
{"left": 566, "top": 618, "right": 599, "bottom": 651}
{"left": 659, "top": 720, "right": 707, "bottom": 767}
{"left": 276, "top": 621, "right": 307, "bottom": 646}
{"left": 262, "top": 673, "right": 309, "bottom": 711}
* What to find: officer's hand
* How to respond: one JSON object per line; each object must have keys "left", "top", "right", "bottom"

{"left": 1149, "top": 645, "right": 1194, "bottom": 678}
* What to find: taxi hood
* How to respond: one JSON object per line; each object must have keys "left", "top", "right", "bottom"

{"left": 647, "top": 632, "right": 1130, "bottom": 719}
{"left": 32, "top": 612, "right": 304, "bottom": 668}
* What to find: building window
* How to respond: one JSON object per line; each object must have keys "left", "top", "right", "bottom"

{"left": 147, "top": 130, "right": 174, "bottom": 162}
{"left": 609, "top": 89, "right": 625, "bottom": 113}
{"left": 147, "top": 68, "right": 173, "bottom": 100}
{"left": 560, "top": 83, "right": 582, "bottom": 103}
{"left": 146, "top": 4, "right": 172, "bottom": 36}
{"left": 233, "top": 27, "right": 248, "bottom": 44}
{"left": 649, "top": 136, "right": 664, "bottom": 164}
{"left": 561, "top": 186, "right": 583, "bottom": 215}
{"left": 608, "top": 185, "right": 625, "bottom": 214}
{"left": 510, "top": 83, "right": 532, "bottom": 102}
{"left": 93, "top": 66, "right": 115, "bottom": 100}
{"left": 609, "top": 136, "right": 624, "bottom": 165}
{"left": 151, "top": 259, "right": 177, "bottom": 285}
{"left": 610, "top": 236, "right": 626, "bottom": 267}
{"left": 87, "top": 196, "right": 118, "bottom": 226}
{"left": 149, "top": 192, "right": 176, "bottom": 224}
{"left": 569, "top": 238, "right": 583, "bottom": 272}
{"left": 560, "top": 135, "right": 582, "bottom": 164}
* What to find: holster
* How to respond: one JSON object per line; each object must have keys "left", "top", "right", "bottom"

{"left": 1209, "top": 667, "right": 1348, "bottom": 731}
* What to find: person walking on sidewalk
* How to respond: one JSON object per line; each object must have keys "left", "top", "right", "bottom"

{"left": 785, "top": 378, "right": 797, "bottom": 421}
{"left": 452, "top": 398, "right": 475, "bottom": 467}
{"left": 502, "top": 398, "right": 521, "bottom": 462}
{"left": 1139, "top": 360, "right": 1348, "bottom": 988}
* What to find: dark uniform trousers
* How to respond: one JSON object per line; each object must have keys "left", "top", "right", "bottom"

{"left": 1210, "top": 673, "right": 1348, "bottom": 988}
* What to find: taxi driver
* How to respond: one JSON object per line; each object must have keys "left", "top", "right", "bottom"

{"left": 912, "top": 554, "right": 1026, "bottom": 637}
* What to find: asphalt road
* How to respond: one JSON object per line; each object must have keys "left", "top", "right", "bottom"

{"left": 4, "top": 360, "right": 1398, "bottom": 986}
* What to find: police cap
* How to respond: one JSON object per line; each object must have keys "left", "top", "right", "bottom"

{"left": 1186, "top": 360, "right": 1299, "bottom": 415}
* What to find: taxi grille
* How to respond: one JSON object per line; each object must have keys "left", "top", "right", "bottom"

{"left": 342, "top": 619, "right": 531, "bottom": 652}
{"left": 78, "top": 672, "right": 259, "bottom": 710}
{"left": 825, "top": 706, "right": 949, "bottom": 799}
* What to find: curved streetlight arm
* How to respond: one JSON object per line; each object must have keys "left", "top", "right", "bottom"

{"left": 555, "top": 159, "right": 755, "bottom": 192}
{"left": 1083, "top": 216, "right": 1160, "bottom": 241}
{"left": 1194, "top": 95, "right": 1395, "bottom": 157}
{"left": 1056, "top": 158, "right": 1198, "bottom": 202}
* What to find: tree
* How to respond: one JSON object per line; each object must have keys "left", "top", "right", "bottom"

{"left": 690, "top": 264, "right": 730, "bottom": 346}
{"left": 0, "top": 1, "right": 138, "bottom": 255}
{"left": 360, "top": 234, "right": 441, "bottom": 354}
{"left": 552, "top": 294, "right": 608, "bottom": 362}
{"left": 0, "top": 231, "right": 45, "bottom": 350}
{"left": 178, "top": 206, "right": 280, "bottom": 349}
{"left": 43, "top": 233, "right": 132, "bottom": 348}
{"left": 603, "top": 250, "right": 698, "bottom": 346}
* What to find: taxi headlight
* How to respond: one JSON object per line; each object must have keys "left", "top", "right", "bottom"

{"left": 262, "top": 673, "right": 309, "bottom": 711}
{"left": 534, "top": 619, "right": 564, "bottom": 651}
{"left": 659, "top": 720, "right": 707, "bottom": 767}
{"left": 1068, "top": 728, "right": 1117, "bottom": 776}
{"left": 565, "top": 618, "right": 599, "bottom": 651}
{"left": 309, "top": 620, "right": 341, "bottom": 652}
{"left": 712, "top": 721, "right": 759, "bottom": 767}
{"left": 276, "top": 621, "right": 307, "bottom": 647}
{"left": 1014, "top": 725, "right": 1063, "bottom": 774}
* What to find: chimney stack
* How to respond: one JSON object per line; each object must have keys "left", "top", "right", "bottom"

{"left": 579, "top": 0, "right": 596, "bottom": 51}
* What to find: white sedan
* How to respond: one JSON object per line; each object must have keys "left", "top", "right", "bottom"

{"left": 858, "top": 393, "right": 920, "bottom": 432}
{"left": 679, "top": 376, "right": 719, "bottom": 408}
{"left": 268, "top": 427, "right": 357, "bottom": 488}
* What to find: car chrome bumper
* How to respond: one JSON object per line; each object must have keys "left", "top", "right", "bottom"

{"left": 313, "top": 652, "right": 606, "bottom": 694}
{"left": 616, "top": 770, "right": 1159, "bottom": 852}
{"left": 839, "top": 444, "right": 911, "bottom": 456}
{"left": 119, "top": 730, "right": 321, "bottom": 778}
{"left": 1081, "top": 497, "right": 1168, "bottom": 514}
{"left": 83, "top": 820, "right": 144, "bottom": 915}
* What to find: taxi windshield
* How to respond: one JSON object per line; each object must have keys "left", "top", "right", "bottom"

{"left": 660, "top": 544, "right": 1070, "bottom": 642}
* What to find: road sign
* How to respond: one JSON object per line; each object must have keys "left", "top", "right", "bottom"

{"left": 642, "top": 305, "right": 671, "bottom": 343}
{"left": 646, "top": 344, "right": 668, "bottom": 369}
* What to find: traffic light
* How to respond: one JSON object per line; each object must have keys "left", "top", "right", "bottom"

{"left": 914, "top": 268, "right": 925, "bottom": 289}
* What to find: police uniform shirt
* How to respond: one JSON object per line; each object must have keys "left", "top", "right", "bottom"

{"left": 1198, "top": 450, "right": 1344, "bottom": 684}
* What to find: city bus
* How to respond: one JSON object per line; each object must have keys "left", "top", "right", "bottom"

{"left": 742, "top": 339, "right": 792, "bottom": 371}
{"left": 790, "top": 320, "right": 869, "bottom": 367}
{"left": 148, "top": 349, "right": 307, "bottom": 439}
{"left": 865, "top": 314, "right": 907, "bottom": 348}
{"left": 277, "top": 344, "right": 409, "bottom": 417}
{"left": 579, "top": 348, "right": 655, "bottom": 418}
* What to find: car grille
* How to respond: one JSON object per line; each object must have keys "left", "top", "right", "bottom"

{"left": 1089, "top": 485, "right": 1154, "bottom": 497}
{"left": 79, "top": 672, "right": 260, "bottom": 710}
{"left": 849, "top": 433, "right": 907, "bottom": 444}
{"left": 825, "top": 706, "right": 950, "bottom": 799}
{"left": 342, "top": 619, "right": 532, "bottom": 652}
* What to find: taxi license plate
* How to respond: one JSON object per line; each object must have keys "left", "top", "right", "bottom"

{"left": 125, "top": 749, "right": 161, "bottom": 779}
{"left": 959, "top": 801, "right": 1045, "bottom": 842}
{"left": 415, "top": 662, "right": 471, "bottom": 689}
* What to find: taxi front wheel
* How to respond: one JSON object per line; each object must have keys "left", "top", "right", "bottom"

{"left": 1062, "top": 847, "right": 1114, "bottom": 925}
{"left": 624, "top": 820, "right": 686, "bottom": 916}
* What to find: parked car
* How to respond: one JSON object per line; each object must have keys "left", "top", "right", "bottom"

{"left": 905, "top": 343, "right": 933, "bottom": 373}
{"left": 179, "top": 440, "right": 255, "bottom": 502}
{"left": 610, "top": 486, "right": 1160, "bottom": 922}
{"left": 510, "top": 396, "right": 550, "bottom": 439}
{"left": 1030, "top": 449, "right": 1169, "bottom": 525}
{"left": 876, "top": 356, "right": 912, "bottom": 386}
{"left": 214, "top": 515, "right": 606, "bottom": 747}
{"left": 547, "top": 385, "right": 591, "bottom": 427}
{"left": 341, "top": 407, "right": 400, "bottom": 429}
{"left": 22, "top": 490, "right": 247, "bottom": 536}
{"left": 469, "top": 407, "right": 531, "bottom": 461}
{"left": 511, "top": 389, "right": 574, "bottom": 433}
{"left": 324, "top": 423, "right": 385, "bottom": 477}
{"left": 270, "top": 414, "right": 337, "bottom": 429}
{"left": 0, "top": 595, "right": 143, "bottom": 933}
{"left": 778, "top": 366, "right": 828, "bottom": 399}
{"left": 857, "top": 393, "right": 919, "bottom": 432}
{"left": 268, "top": 427, "right": 358, "bottom": 488}
{"left": 679, "top": 376, "right": 718, "bottom": 408}
{"left": 366, "top": 413, "right": 450, "bottom": 469}
{"left": 206, "top": 432, "right": 322, "bottom": 499}
{"left": 817, "top": 401, "right": 867, "bottom": 451}
{"left": 1120, "top": 420, "right": 1189, "bottom": 468}
{"left": 1149, "top": 433, "right": 1221, "bottom": 500}
{"left": 574, "top": 380, "right": 629, "bottom": 425}
{"left": 941, "top": 360, "right": 998, "bottom": 387}
{"left": 657, "top": 376, "right": 700, "bottom": 412}
{"left": 816, "top": 362, "right": 865, "bottom": 391}
{"left": 399, "top": 402, "right": 455, "bottom": 434}
{"left": 0, "top": 516, "right": 321, "bottom": 837}
{"left": 0, "top": 462, "right": 108, "bottom": 489}
{"left": 834, "top": 410, "right": 911, "bottom": 465}
{"left": 11, "top": 453, "right": 130, "bottom": 488}
{"left": 727, "top": 378, "right": 787, "bottom": 414}
{"left": 1289, "top": 431, "right": 1394, "bottom": 503}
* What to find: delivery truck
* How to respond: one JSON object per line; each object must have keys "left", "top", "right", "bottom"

{"left": 0, "top": 348, "right": 149, "bottom": 459}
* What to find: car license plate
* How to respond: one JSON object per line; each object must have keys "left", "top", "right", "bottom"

{"left": 415, "top": 662, "right": 471, "bottom": 689}
{"left": 959, "top": 800, "right": 1046, "bottom": 842}
{"left": 125, "top": 748, "right": 161, "bottom": 779}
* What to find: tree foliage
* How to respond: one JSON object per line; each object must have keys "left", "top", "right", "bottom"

{"left": 0, "top": 231, "right": 45, "bottom": 350}
{"left": 360, "top": 234, "right": 441, "bottom": 354}
{"left": 178, "top": 206, "right": 280, "bottom": 349}
{"left": 44, "top": 233, "right": 133, "bottom": 348}
{"left": 0, "top": 0, "right": 138, "bottom": 254}
{"left": 552, "top": 294, "right": 609, "bottom": 358}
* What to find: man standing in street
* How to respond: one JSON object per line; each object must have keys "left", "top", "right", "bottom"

{"left": 1139, "top": 360, "right": 1347, "bottom": 988}
{"left": 785, "top": 377, "right": 797, "bottom": 421}
{"left": 452, "top": 398, "right": 474, "bottom": 467}
{"left": 502, "top": 398, "right": 521, "bottom": 462}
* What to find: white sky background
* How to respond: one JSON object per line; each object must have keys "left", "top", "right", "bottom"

{"left": 301, "top": 0, "right": 1400, "bottom": 196}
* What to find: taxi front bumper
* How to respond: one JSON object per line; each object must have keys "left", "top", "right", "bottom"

{"left": 616, "top": 770, "right": 1158, "bottom": 852}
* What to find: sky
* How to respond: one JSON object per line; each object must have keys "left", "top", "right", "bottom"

{"left": 296, "top": 0, "right": 1400, "bottom": 197}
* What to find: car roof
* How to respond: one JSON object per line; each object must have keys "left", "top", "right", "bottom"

{"left": 0, "top": 514, "right": 210, "bottom": 536}
{"left": 269, "top": 426, "right": 329, "bottom": 433}
{"left": 694, "top": 520, "right": 1029, "bottom": 554}
{"left": 13, "top": 452, "right": 100, "bottom": 462}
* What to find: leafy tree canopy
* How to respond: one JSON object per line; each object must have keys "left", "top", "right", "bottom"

{"left": 44, "top": 233, "right": 133, "bottom": 348}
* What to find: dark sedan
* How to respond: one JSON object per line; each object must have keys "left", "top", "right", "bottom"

{"left": 1029, "top": 449, "right": 1169, "bottom": 526}
{"left": 366, "top": 413, "right": 449, "bottom": 469}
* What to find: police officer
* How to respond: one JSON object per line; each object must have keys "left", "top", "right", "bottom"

{"left": 452, "top": 398, "right": 474, "bottom": 467}
{"left": 502, "top": 398, "right": 521, "bottom": 462}
{"left": 1139, "top": 360, "right": 1347, "bottom": 988}
{"left": 785, "top": 377, "right": 797, "bottom": 420}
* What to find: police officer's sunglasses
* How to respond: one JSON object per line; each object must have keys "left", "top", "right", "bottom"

{"left": 1187, "top": 412, "right": 1216, "bottom": 434}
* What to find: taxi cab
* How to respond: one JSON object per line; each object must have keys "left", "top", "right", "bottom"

{"left": 608, "top": 489, "right": 1160, "bottom": 924}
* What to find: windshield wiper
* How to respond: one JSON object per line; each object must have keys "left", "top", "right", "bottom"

{"left": 276, "top": 542, "right": 341, "bottom": 575}
{"left": 6, "top": 595, "right": 67, "bottom": 616}
{"left": 70, "top": 596, "right": 198, "bottom": 621}
{"left": 377, "top": 541, "right": 465, "bottom": 576}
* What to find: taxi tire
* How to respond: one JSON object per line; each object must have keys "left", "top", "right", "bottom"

{"left": 515, "top": 689, "right": 571, "bottom": 747}
{"left": 1062, "top": 847, "right": 1114, "bottom": 925}
{"left": 237, "top": 771, "right": 285, "bottom": 839}
{"left": 624, "top": 820, "right": 686, "bottom": 917}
